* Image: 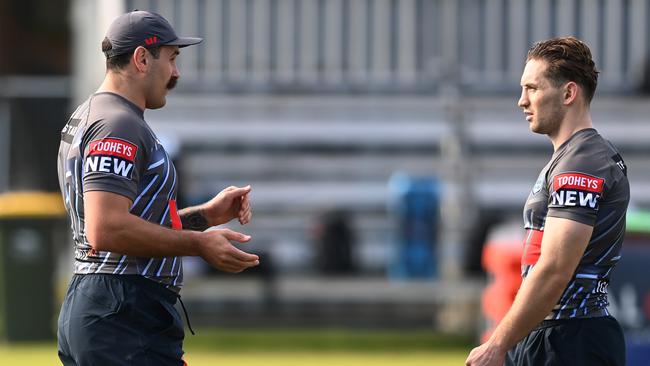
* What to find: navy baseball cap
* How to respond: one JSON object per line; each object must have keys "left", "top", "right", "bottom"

{"left": 103, "top": 10, "right": 202, "bottom": 58}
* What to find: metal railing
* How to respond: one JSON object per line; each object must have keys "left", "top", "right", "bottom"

{"left": 125, "top": 0, "right": 650, "bottom": 94}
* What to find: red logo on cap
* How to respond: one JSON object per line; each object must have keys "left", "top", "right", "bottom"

{"left": 144, "top": 36, "right": 158, "bottom": 45}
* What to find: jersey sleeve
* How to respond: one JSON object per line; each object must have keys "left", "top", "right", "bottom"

{"left": 81, "top": 116, "right": 149, "bottom": 201}
{"left": 546, "top": 154, "right": 609, "bottom": 226}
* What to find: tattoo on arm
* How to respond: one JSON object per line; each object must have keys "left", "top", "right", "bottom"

{"left": 180, "top": 208, "right": 210, "bottom": 231}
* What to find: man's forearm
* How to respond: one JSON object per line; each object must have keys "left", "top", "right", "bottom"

{"left": 179, "top": 205, "right": 210, "bottom": 231}
{"left": 92, "top": 211, "right": 203, "bottom": 257}
{"left": 487, "top": 264, "right": 569, "bottom": 351}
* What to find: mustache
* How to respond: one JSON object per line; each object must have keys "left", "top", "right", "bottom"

{"left": 167, "top": 76, "right": 178, "bottom": 90}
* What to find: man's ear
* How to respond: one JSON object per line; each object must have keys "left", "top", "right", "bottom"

{"left": 563, "top": 81, "right": 579, "bottom": 105}
{"left": 132, "top": 46, "right": 148, "bottom": 72}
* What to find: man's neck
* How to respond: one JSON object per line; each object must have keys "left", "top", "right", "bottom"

{"left": 549, "top": 108, "right": 593, "bottom": 151}
{"left": 97, "top": 72, "right": 146, "bottom": 111}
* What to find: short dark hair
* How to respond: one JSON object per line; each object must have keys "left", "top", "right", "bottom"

{"left": 526, "top": 36, "right": 599, "bottom": 104}
{"left": 101, "top": 37, "right": 161, "bottom": 71}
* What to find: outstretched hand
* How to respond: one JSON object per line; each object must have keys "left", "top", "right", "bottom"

{"left": 198, "top": 228, "right": 259, "bottom": 273}
{"left": 202, "top": 185, "right": 252, "bottom": 226}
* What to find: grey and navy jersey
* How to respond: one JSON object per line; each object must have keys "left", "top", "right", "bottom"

{"left": 522, "top": 128, "right": 629, "bottom": 319}
{"left": 57, "top": 92, "right": 184, "bottom": 291}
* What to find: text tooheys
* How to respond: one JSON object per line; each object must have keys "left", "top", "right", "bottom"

{"left": 88, "top": 138, "right": 138, "bottom": 161}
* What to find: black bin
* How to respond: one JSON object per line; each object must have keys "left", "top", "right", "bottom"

{"left": 0, "top": 192, "right": 65, "bottom": 341}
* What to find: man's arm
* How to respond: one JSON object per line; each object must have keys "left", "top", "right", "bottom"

{"left": 85, "top": 191, "right": 259, "bottom": 273}
{"left": 465, "top": 216, "right": 593, "bottom": 366}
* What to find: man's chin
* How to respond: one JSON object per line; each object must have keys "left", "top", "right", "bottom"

{"left": 529, "top": 122, "right": 543, "bottom": 134}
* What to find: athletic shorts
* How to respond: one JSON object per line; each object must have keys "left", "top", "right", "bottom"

{"left": 506, "top": 316, "right": 625, "bottom": 366}
{"left": 57, "top": 274, "right": 185, "bottom": 366}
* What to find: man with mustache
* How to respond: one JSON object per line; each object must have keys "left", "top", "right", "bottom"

{"left": 466, "top": 37, "right": 629, "bottom": 365}
{"left": 56, "top": 10, "right": 259, "bottom": 365}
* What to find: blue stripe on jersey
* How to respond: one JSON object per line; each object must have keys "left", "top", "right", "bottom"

{"left": 604, "top": 267, "right": 613, "bottom": 277}
{"left": 132, "top": 175, "right": 159, "bottom": 209}
{"left": 113, "top": 255, "right": 127, "bottom": 274}
{"left": 556, "top": 286, "right": 583, "bottom": 319}
{"left": 96, "top": 252, "right": 111, "bottom": 272}
{"left": 579, "top": 291, "right": 592, "bottom": 311}
{"left": 171, "top": 253, "right": 181, "bottom": 286}
{"left": 141, "top": 258, "right": 155, "bottom": 275}
{"left": 172, "top": 257, "right": 180, "bottom": 287}
{"left": 156, "top": 258, "right": 167, "bottom": 277}
{"left": 160, "top": 205, "right": 170, "bottom": 225}
{"left": 159, "top": 159, "right": 178, "bottom": 226}
{"left": 147, "top": 158, "right": 164, "bottom": 170}
{"left": 141, "top": 156, "right": 170, "bottom": 218}
{"left": 119, "top": 261, "right": 129, "bottom": 274}
{"left": 575, "top": 273, "right": 598, "bottom": 279}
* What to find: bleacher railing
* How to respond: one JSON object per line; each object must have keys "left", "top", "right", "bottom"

{"left": 126, "top": 0, "right": 650, "bottom": 94}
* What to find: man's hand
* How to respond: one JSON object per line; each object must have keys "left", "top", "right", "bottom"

{"left": 465, "top": 342, "right": 506, "bottom": 366}
{"left": 202, "top": 185, "right": 252, "bottom": 226}
{"left": 198, "top": 228, "right": 259, "bottom": 273}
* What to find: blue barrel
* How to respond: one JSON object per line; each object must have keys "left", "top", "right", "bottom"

{"left": 388, "top": 173, "right": 439, "bottom": 279}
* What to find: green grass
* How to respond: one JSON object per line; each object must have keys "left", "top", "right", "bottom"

{"left": 0, "top": 329, "right": 473, "bottom": 365}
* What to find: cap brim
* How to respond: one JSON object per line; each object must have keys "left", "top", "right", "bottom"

{"left": 165, "top": 37, "right": 203, "bottom": 48}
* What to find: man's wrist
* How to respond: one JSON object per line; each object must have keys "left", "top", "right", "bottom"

{"left": 487, "top": 332, "right": 511, "bottom": 355}
{"left": 180, "top": 205, "right": 210, "bottom": 231}
{"left": 187, "top": 230, "right": 206, "bottom": 257}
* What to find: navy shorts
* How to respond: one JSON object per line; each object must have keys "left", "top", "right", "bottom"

{"left": 57, "top": 274, "right": 185, "bottom": 366}
{"left": 506, "top": 316, "right": 625, "bottom": 366}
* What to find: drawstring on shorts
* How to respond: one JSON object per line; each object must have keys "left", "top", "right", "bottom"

{"left": 177, "top": 295, "right": 195, "bottom": 335}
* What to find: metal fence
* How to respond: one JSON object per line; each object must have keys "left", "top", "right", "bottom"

{"left": 126, "top": 0, "right": 650, "bottom": 94}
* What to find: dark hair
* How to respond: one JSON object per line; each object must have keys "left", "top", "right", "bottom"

{"left": 102, "top": 37, "right": 161, "bottom": 71}
{"left": 526, "top": 36, "right": 599, "bottom": 104}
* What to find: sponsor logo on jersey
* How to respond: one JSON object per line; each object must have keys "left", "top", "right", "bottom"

{"left": 61, "top": 118, "right": 81, "bottom": 143}
{"left": 550, "top": 172, "right": 604, "bottom": 209}
{"left": 611, "top": 153, "right": 627, "bottom": 175}
{"left": 85, "top": 138, "right": 138, "bottom": 179}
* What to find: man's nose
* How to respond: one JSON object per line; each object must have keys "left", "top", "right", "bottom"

{"left": 517, "top": 92, "right": 528, "bottom": 108}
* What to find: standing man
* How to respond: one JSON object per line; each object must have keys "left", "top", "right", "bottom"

{"left": 466, "top": 37, "right": 629, "bottom": 365}
{"left": 57, "top": 10, "right": 259, "bottom": 365}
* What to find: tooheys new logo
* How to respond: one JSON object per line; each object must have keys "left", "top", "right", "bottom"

{"left": 85, "top": 138, "right": 138, "bottom": 179}
{"left": 551, "top": 172, "right": 604, "bottom": 209}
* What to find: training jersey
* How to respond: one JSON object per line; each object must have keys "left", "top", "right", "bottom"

{"left": 522, "top": 128, "right": 629, "bottom": 320}
{"left": 57, "top": 92, "right": 184, "bottom": 292}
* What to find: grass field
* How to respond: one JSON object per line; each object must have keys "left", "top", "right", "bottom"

{"left": 0, "top": 329, "right": 473, "bottom": 365}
